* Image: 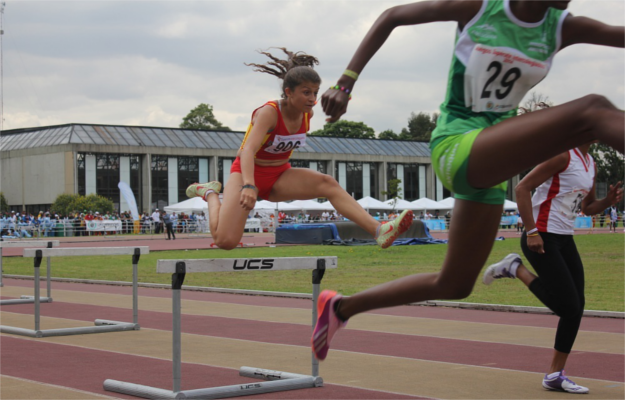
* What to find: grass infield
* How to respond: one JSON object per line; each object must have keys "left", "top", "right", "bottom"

{"left": 3, "top": 234, "right": 623, "bottom": 312}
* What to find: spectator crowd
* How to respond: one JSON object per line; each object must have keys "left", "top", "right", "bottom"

{"left": 0, "top": 209, "right": 208, "bottom": 238}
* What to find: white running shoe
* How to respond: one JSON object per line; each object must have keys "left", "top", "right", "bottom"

{"left": 375, "top": 209, "right": 414, "bottom": 249}
{"left": 186, "top": 182, "right": 222, "bottom": 200}
{"left": 482, "top": 253, "right": 522, "bottom": 285}
{"left": 542, "top": 370, "right": 589, "bottom": 394}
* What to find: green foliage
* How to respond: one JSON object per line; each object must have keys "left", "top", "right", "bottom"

{"left": 51, "top": 193, "right": 115, "bottom": 216}
{"left": 0, "top": 192, "right": 8, "bottom": 212}
{"left": 180, "top": 103, "right": 231, "bottom": 131}
{"left": 399, "top": 111, "right": 438, "bottom": 141}
{"left": 382, "top": 178, "right": 403, "bottom": 204}
{"left": 589, "top": 142, "right": 625, "bottom": 209}
{"left": 378, "top": 129, "right": 399, "bottom": 140}
{"left": 310, "top": 120, "right": 375, "bottom": 139}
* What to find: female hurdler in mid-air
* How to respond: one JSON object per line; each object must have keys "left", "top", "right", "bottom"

{"left": 187, "top": 48, "right": 413, "bottom": 250}
{"left": 311, "top": 0, "right": 623, "bottom": 394}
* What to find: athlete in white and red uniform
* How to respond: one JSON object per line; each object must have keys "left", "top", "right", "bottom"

{"left": 532, "top": 147, "right": 595, "bottom": 235}
{"left": 484, "top": 141, "right": 622, "bottom": 393}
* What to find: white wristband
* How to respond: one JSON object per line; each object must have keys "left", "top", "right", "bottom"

{"left": 526, "top": 227, "right": 538, "bottom": 235}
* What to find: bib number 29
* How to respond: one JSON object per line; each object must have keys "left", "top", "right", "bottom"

{"left": 480, "top": 61, "right": 522, "bottom": 100}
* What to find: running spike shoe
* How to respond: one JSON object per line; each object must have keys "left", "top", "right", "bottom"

{"left": 186, "top": 181, "right": 222, "bottom": 200}
{"left": 542, "top": 370, "right": 589, "bottom": 394}
{"left": 376, "top": 209, "right": 414, "bottom": 249}
{"left": 311, "top": 290, "right": 347, "bottom": 361}
{"left": 482, "top": 253, "right": 522, "bottom": 285}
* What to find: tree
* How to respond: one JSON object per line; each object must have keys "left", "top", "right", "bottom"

{"left": 180, "top": 103, "right": 231, "bottom": 131}
{"left": 0, "top": 192, "right": 8, "bottom": 212}
{"left": 518, "top": 92, "right": 553, "bottom": 114}
{"left": 589, "top": 143, "right": 625, "bottom": 208}
{"left": 399, "top": 112, "right": 438, "bottom": 141}
{"left": 382, "top": 178, "right": 403, "bottom": 209}
{"left": 378, "top": 129, "right": 399, "bottom": 140}
{"left": 51, "top": 194, "right": 115, "bottom": 216}
{"left": 309, "top": 120, "right": 376, "bottom": 139}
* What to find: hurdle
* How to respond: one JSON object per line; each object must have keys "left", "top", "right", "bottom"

{"left": 0, "top": 246, "right": 149, "bottom": 338}
{"left": 104, "top": 256, "right": 337, "bottom": 399}
{"left": 0, "top": 240, "right": 60, "bottom": 304}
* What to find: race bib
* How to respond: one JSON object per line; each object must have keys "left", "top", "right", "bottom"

{"left": 464, "top": 44, "right": 549, "bottom": 113}
{"left": 558, "top": 189, "right": 588, "bottom": 220}
{"left": 264, "top": 133, "right": 306, "bottom": 154}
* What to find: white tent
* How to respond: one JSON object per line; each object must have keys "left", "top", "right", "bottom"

{"left": 384, "top": 198, "right": 415, "bottom": 210}
{"left": 286, "top": 199, "right": 335, "bottom": 211}
{"left": 504, "top": 199, "right": 519, "bottom": 210}
{"left": 319, "top": 201, "right": 335, "bottom": 211}
{"left": 254, "top": 200, "right": 289, "bottom": 210}
{"left": 357, "top": 196, "right": 393, "bottom": 211}
{"left": 411, "top": 197, "right": 443, "bottom": 210}
{"left": 435, "top": 197, "right": 455, "bottom": 210}
{"left": 164, "top": 197, "right": 207, "bottom": 214}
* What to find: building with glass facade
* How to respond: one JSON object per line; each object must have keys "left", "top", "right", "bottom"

{"left": 0, "top": 123, "right": 517, "bottom": 213}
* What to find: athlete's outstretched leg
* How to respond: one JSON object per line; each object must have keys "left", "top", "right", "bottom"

{"left": 468, "top": 95, "right": 623, "bottom": 189}
{"left": 270, "top": 168, "right": 379, "bottom": 234}
{"left": 269, "top": 168, "right": 413, "bottom": 247}
{"left": 339, "top": 199, "right": 502, "bottom": 316}
{"left": 312, "top": 199, "right": 502, "bottom": 360}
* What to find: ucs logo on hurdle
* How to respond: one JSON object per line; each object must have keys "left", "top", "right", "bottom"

{"left": 241, "top": 383, "right": 262, "bottom": 390}
{"left": 232, "top": 259, "right": 274, "bottom": 270}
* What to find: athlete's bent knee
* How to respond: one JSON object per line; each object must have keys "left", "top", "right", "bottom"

{"left": 318, "top": 174, "right": 341, "bottom": 194}
{"left": 214, "top": 237, "right": 239, "bottom": 251}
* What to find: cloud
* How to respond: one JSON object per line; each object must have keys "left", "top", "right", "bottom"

{"left": 2, "top": 0, "right": 623, "bottom": 135}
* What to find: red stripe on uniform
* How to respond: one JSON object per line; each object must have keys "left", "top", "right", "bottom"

{"left": 536, "top": 174, "right": 561, "bottom": 231}
{"left": 573, "top": 148, "right": 589, "bottom": 172}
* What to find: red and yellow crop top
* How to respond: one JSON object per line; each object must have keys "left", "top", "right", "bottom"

{"left": 239, "top": 100, "right": 311, "bottom": 161}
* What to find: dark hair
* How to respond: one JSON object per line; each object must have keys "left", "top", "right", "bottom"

{"left": 245, "top": 47, "right": 321, "bottom": 98}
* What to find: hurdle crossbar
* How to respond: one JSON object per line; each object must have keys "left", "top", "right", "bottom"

{"left": 0, "top": 240, "right": 59, "bottom": 292}
{"left": 0, "top": 246, "right": 149, "bottom": 338}
{"left": 104, "top": 256, "right": 337, "bottom": 399}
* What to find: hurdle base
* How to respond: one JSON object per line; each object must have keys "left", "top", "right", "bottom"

{"left": 0, "top": 326, "right": 42, "bottom": 337}
{"left": 0, "top": 296, "right": 52, "bottom": 305}
{"left": 104, "top": 370, "right": 322, "bottom": 400}
{"left": 0, "top": 321, "right": 139, "bottom": 338}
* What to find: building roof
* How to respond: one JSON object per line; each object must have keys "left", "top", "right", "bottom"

{"left": 0, "top": 123, "right": 430, "bottom": 157}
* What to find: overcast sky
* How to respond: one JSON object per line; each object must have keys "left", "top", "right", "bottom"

{"left": 2, "top": 0, "right": 624, "bottom": 135}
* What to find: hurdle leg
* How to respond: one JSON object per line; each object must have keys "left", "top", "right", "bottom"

{"left": 311, "top": 258, "right": 326, "bottom": 378}
{"left": 0, "top": 246, "right": 3, "bottom": 287}
{"left": 172, "top": 262, "right": 186, "bottom": 394}
{"left": 46, "top": 256, "right": 51, "bottom": 299}
{"left": 34, "top": 250, "right": 43, "bottom": 334}
{"left": 133, "top": 248, "right": 140, "bottom": 325}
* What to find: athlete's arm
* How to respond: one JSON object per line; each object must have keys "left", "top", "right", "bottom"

{"left": 238, "top": 106, "right": 277, "bottom": 210}
{"left": 561, "top": 15, "right": 625, "bottom": 49}
{"left": 322, "top": 0, "right": 482, "bottom": 122}
{"left": 581, "top": 164, "right": 623, "bottom": 215}
{"left": 515, "top": 152, "right": 569, "bottom": 254}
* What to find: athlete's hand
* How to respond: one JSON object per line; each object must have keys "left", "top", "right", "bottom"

{"left": 321, "top": 87, "right": 349, "bottom": 123}
{"left": 239, "top": 188, "right": 257, "bottom": 211}
{"left": 527, "top": 235, "right": 545, "bottom": 254}
{"left": 607, "top": 181, "right": 623, "bottom": 205}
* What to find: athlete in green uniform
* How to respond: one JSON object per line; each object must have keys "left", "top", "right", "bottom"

{"left": 311, "top": 0, "right": 623, "bottom": 393}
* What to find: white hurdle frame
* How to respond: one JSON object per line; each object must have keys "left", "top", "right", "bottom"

{"left": 0, "top": 241, "right": 60, "bottom": 304}
{"left": 0, "top": 246, "right": 149, "bottom": 338}
{"left": 104, "top": 256, "right": 337, "bottom": 400}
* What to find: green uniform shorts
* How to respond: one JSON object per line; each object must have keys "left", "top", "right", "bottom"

{"left": 431, "top": 129, "right": 506, "bottom": 205}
